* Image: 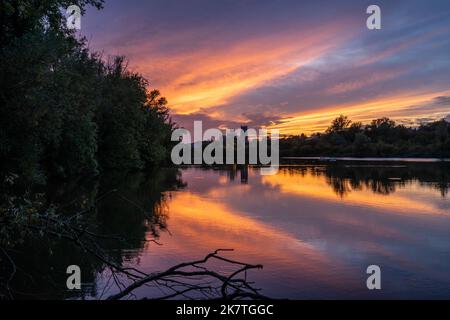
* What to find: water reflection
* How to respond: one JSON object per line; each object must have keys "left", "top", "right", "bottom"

{"left": 2, "top": 163, "right": 450, "bottom": 299}
{"left": 279, "top": 162, "right": 449, "bottom": 198}
{"left": 2, "top": 168, "right": 184, "bottom": 299}
{"left": 145, "top": 164, "right": 449, "bottom": 299}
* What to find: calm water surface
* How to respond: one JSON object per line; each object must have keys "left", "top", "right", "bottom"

{"left": 6, "top": 163, "right": 450, "bottom": 299}
{"left": 94, "top": 163, "right": 450, "bottom": 299}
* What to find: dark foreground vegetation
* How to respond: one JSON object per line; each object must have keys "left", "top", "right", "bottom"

{"left": 1, "top": 0, "right": 175, "bottom": 185}
{"left": 280, "top": 116, "right": 450, "bottom": 158}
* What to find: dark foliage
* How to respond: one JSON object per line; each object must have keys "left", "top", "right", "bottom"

{"left": 0, "top": 0, "right": 175, "bottom": 183}
{"left": 280, "top": 115, "right": 450, "bottom": 158}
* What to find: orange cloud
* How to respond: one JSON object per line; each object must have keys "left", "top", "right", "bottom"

{"left": 269, "top": 89, "right": 450, "bottom": 135}
{"left": 130, "top": 22, "right": 355, "bottom": 115}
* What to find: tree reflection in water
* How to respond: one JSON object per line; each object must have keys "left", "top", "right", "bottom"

{"left": 1, "top": 162, "right": 449, "bottom": 299}
{"left": 1, "top": 168, "right": 185, "bottom": 299}
{"left": 280, "top": 161, "right": 449, "bottom": 198}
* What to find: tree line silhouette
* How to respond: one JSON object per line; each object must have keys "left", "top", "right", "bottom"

{"left": 0, "top": 0, "right": 175, "bottom": 184}
{"left": 280, "top": 116, "right": 450, "bottom": 158}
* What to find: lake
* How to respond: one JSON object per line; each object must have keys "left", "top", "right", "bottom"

{"left": 5, "top": 162, "right": 450, "bottom": 299}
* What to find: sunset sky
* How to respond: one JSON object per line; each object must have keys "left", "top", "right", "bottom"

{"left": 84, "top": 0, "right": 450, "bottom": 135}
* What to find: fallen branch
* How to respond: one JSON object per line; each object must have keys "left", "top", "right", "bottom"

{"left": 1, "top": 189, "right": 267, "bottom": 300}
{"left": 106, "top": 249, "right": 267, "bottom": 300}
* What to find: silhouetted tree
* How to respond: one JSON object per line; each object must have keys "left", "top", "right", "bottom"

{"left": 280, "top": 116, "right": 450, "bottom": 158}
{"left": 0, "top": 0, "right": 175, "bottom": 181}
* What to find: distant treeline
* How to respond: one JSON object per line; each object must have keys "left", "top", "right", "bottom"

{"left": 280, "top": 116, "right": 450, "bottom": 158}
{"left": 0, "top": 0, "right": 175, "bottom": 183}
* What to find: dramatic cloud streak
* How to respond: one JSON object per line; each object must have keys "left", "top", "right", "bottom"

{"left": 84, "top": 0, "right": 450, "bottom": 134}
